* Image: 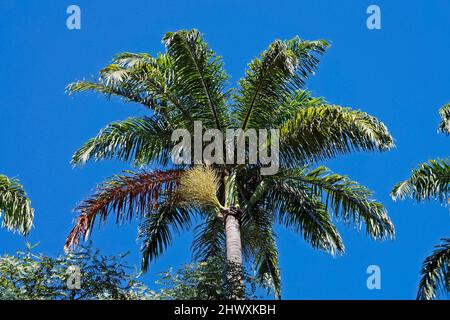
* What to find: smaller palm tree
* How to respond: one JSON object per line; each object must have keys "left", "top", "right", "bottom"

{"left": 0, "top": 174, "right": 34, "bottom": 235}
{"left": 392, "top": 103, "right": 450, "bottom": 300}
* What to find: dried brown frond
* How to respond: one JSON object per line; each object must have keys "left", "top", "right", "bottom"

{"left": 65, "top": 169, "right": 183, "bottom": 251}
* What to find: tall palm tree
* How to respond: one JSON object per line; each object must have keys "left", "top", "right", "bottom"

{"left": 0, "top": 174, "right": 33, "bottom": 235}
{"left": 65, "top": 29, "right": 395, "bottom": 299}
{"left": 392, "top": 103, "right": 450, "bottom": 300}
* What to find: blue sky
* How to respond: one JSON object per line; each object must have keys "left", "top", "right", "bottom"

{"left": 0, "top": 0, "right": 449, "bottom": 299}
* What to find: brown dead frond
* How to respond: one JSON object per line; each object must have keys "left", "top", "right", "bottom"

{"left": 65, "top": 169, "right": 183, "bottom": 251}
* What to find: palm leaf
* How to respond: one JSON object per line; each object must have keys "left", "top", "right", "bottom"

{"left": 282, "top": 166, "right": 394, "bottom": 240}
{"left": 163, "top": 29, "right": 229, "bottom": 130}
{"left": 67, "top": 53, "right": 194, "bottom": 125}
{"left": 241, "top": 207, "right": 281, "bottom": 299}
{"left": 391, "top": 159, "right": 450, "bottom": 203}
{"left": 417, "top": 238, "right": 450, "bottom": 300}
{"left": 65, "top": 170, "right": 182, "bottom": 251}
{"left": 438, "top": 103, "right": 450, "bottom": 135}
{"left": 236, "top": 37, "right": 328, "bottom": 130}
{"left": 192, "top": 215, "right": 225, "bottom": 260}
{"left": 265, "top": 178, "right": 345, "bottom": 255}
{"left": 71, "top": 116, "right": 173, "bottom": 166}
{"left": 279, "top": 105, "right": 394, "bottom": 166}
{"left": 0, "top": 175, "right": 34, "bottom": 235}
{"left": 138, "top": 205, "right": 193, "bottom": 271}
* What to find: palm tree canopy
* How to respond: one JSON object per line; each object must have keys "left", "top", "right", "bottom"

{"left": 0, "top": 174, "right": 34, "bottom": 235}
{"left": 417, "top": 238, "right": 450, "bottom": 300}
{"left": 392, "top": 158, "right": 450, "bottom": 203}
{"left": 66, "top": 29, "right": 395, "bottom": 298}
{"left": 438, "top": 103, "right": 450, "bottom": 135}
{"left": 392, "top": 105, "right": 450, "bottom": 203}
{"left": 392, "top": 103, "right": 450, "bottom": 300}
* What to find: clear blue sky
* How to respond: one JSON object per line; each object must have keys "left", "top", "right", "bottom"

{"left": 1, "top": 0, "right": 449, "bottom": 299}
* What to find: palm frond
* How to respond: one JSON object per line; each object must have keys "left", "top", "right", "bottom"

{"left": 67, "top": 53, "right": 194, "bottom": 125}
{"left": 163, "top": 29, "right": 229, "bottom": 130}
{"left": 391, "top": 159, "right": 450, "bottom": 203}
{"left": 265, "top": 178, "right": 345, "bottom": 256}
{"left": 65, "top": 170, "right": 182, "bottom": 251}
{"left": 281, "top": 166, "right": 394, "bottom": 240}
{"left": 138, "top": 205, "right": 193, "bottom": 271}
{"left": 0, "top": 175, "right": 34, "bottom": 235}
{"left": 71, "top": 116, "right": 173, "bottom": 166}
{"left": 438, "top": 103, "right": 450, "bottom": 135}
{"left": 241, "top": 208, "right": 281, "bottom": 299}
{"left": 279, "top": 105, "right": 394, "bottom": 166}
{"left": 417, "top": 238, "right": 450, "bottom": 300}
{"left": 236, "top": 37, "right": 329, "bottom": 130}
{"left": 269, "top": 89, "right": 327, "bottom": 127}
{"left": 192, "top": 215, "right": 225, "bottom": 260}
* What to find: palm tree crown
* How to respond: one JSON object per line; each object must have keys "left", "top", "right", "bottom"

{"left": 66, "top": 29, "right": 395, "bottom": 298}
{"left": 392, "top": 103, "right": 450, "bottom": 300}
{"left": 0, "top": 174, "right": 34, "bottom": 235}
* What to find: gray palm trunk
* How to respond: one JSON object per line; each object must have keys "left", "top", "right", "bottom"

{"left": 222, "top": 207, "right": 244, "bottom": 299}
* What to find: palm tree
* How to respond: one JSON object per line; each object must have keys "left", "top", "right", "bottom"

{"left": 65, "top": 29, "right": 395, "bottom": 299}
{"left": 0, "top": 174, "right": 34, "bottom": 235}
{"left": 392, "top": 103, "right": 450, "bottom": 300}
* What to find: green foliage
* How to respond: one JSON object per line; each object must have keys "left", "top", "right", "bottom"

{"left": 279, "top": 105, "right": 393, "bottom": 166}
{"left": 138, "top": 206, "right": 193, "bottom": 272}
{"left": 0, "top": 174, "right": 34, "bottom": 235}
{"left": 417, "top": 239, "right": 450, "bottom": 300}
{"left": 392, "top": 159, "right": 450, "bottom": 203}
{"left": 153, "top": 256, "right": 258, "bottom": 300}
{"left": 235, "top": 37, "right": 329, "bottom": 130}
{"left": 282, "top": 166, "right": 394, "bottom": 240}
{"left": 163, "top": 30, "right": 230, "bottom": 130}
{"left": 71, "top": 116, "right": 174, "bottom": 167}
{"left": 392, "top": 103, "right": 450, "bottom": 300}
{"left": 0, "top": 243, "right": 153, "bottom": 300}
{"left": 438, "top": 103, "right": 450, "bottom": 134}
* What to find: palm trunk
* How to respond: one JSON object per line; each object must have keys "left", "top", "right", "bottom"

{"left": 223, "top": 207, "right": 244, "bottom": 299}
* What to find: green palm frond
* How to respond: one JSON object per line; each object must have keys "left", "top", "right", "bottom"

{"left": 236, "top": 37, "right": 328, "bottom": 130}
{"left": 0, "top": 175, "right": 34, "bottom": 235}
{"left": 71, "top": 116, "right": 173, "bottom": 166}
{"left": 67, "top": 72, "right": 156, "bottom": 109}
{"left": 65, "top": 170, "right": 182, "bottom": 251}
{"left": 163, "top": 29, "right": 230, "bottom": 130}
{"left": 67, "top": 53, "right": 194, "bottom": 125}
{"left": 279, "top": 105, "right": 394, "bottom": 166}
{"left": 241, "top": 208, "right": 281, "bottom": 299}
{"left": 266, "top": 178, "right": 345, "bottom": 256}
{"left": 438, "top": 103, "right": 450, "bottom": 135}
{"left": 138, "top": 206, "right": 193, "bottom": 271}
{"left": 192, "top": 215, "right": 225, "bottom": 260}
{"left": 417, "top": 238, "right": 450, "bottom": 300}
{"left": 393, "top": 104, "right": 450, "bottom": 300}
{"left": 283, "top": 166, "right": 394, "bottom": 240}
{"left": 391, "top": 159, "right": 450, "bottom": 203}
{"left": 269, "top": 89, "right": 327, "bottom": 127}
